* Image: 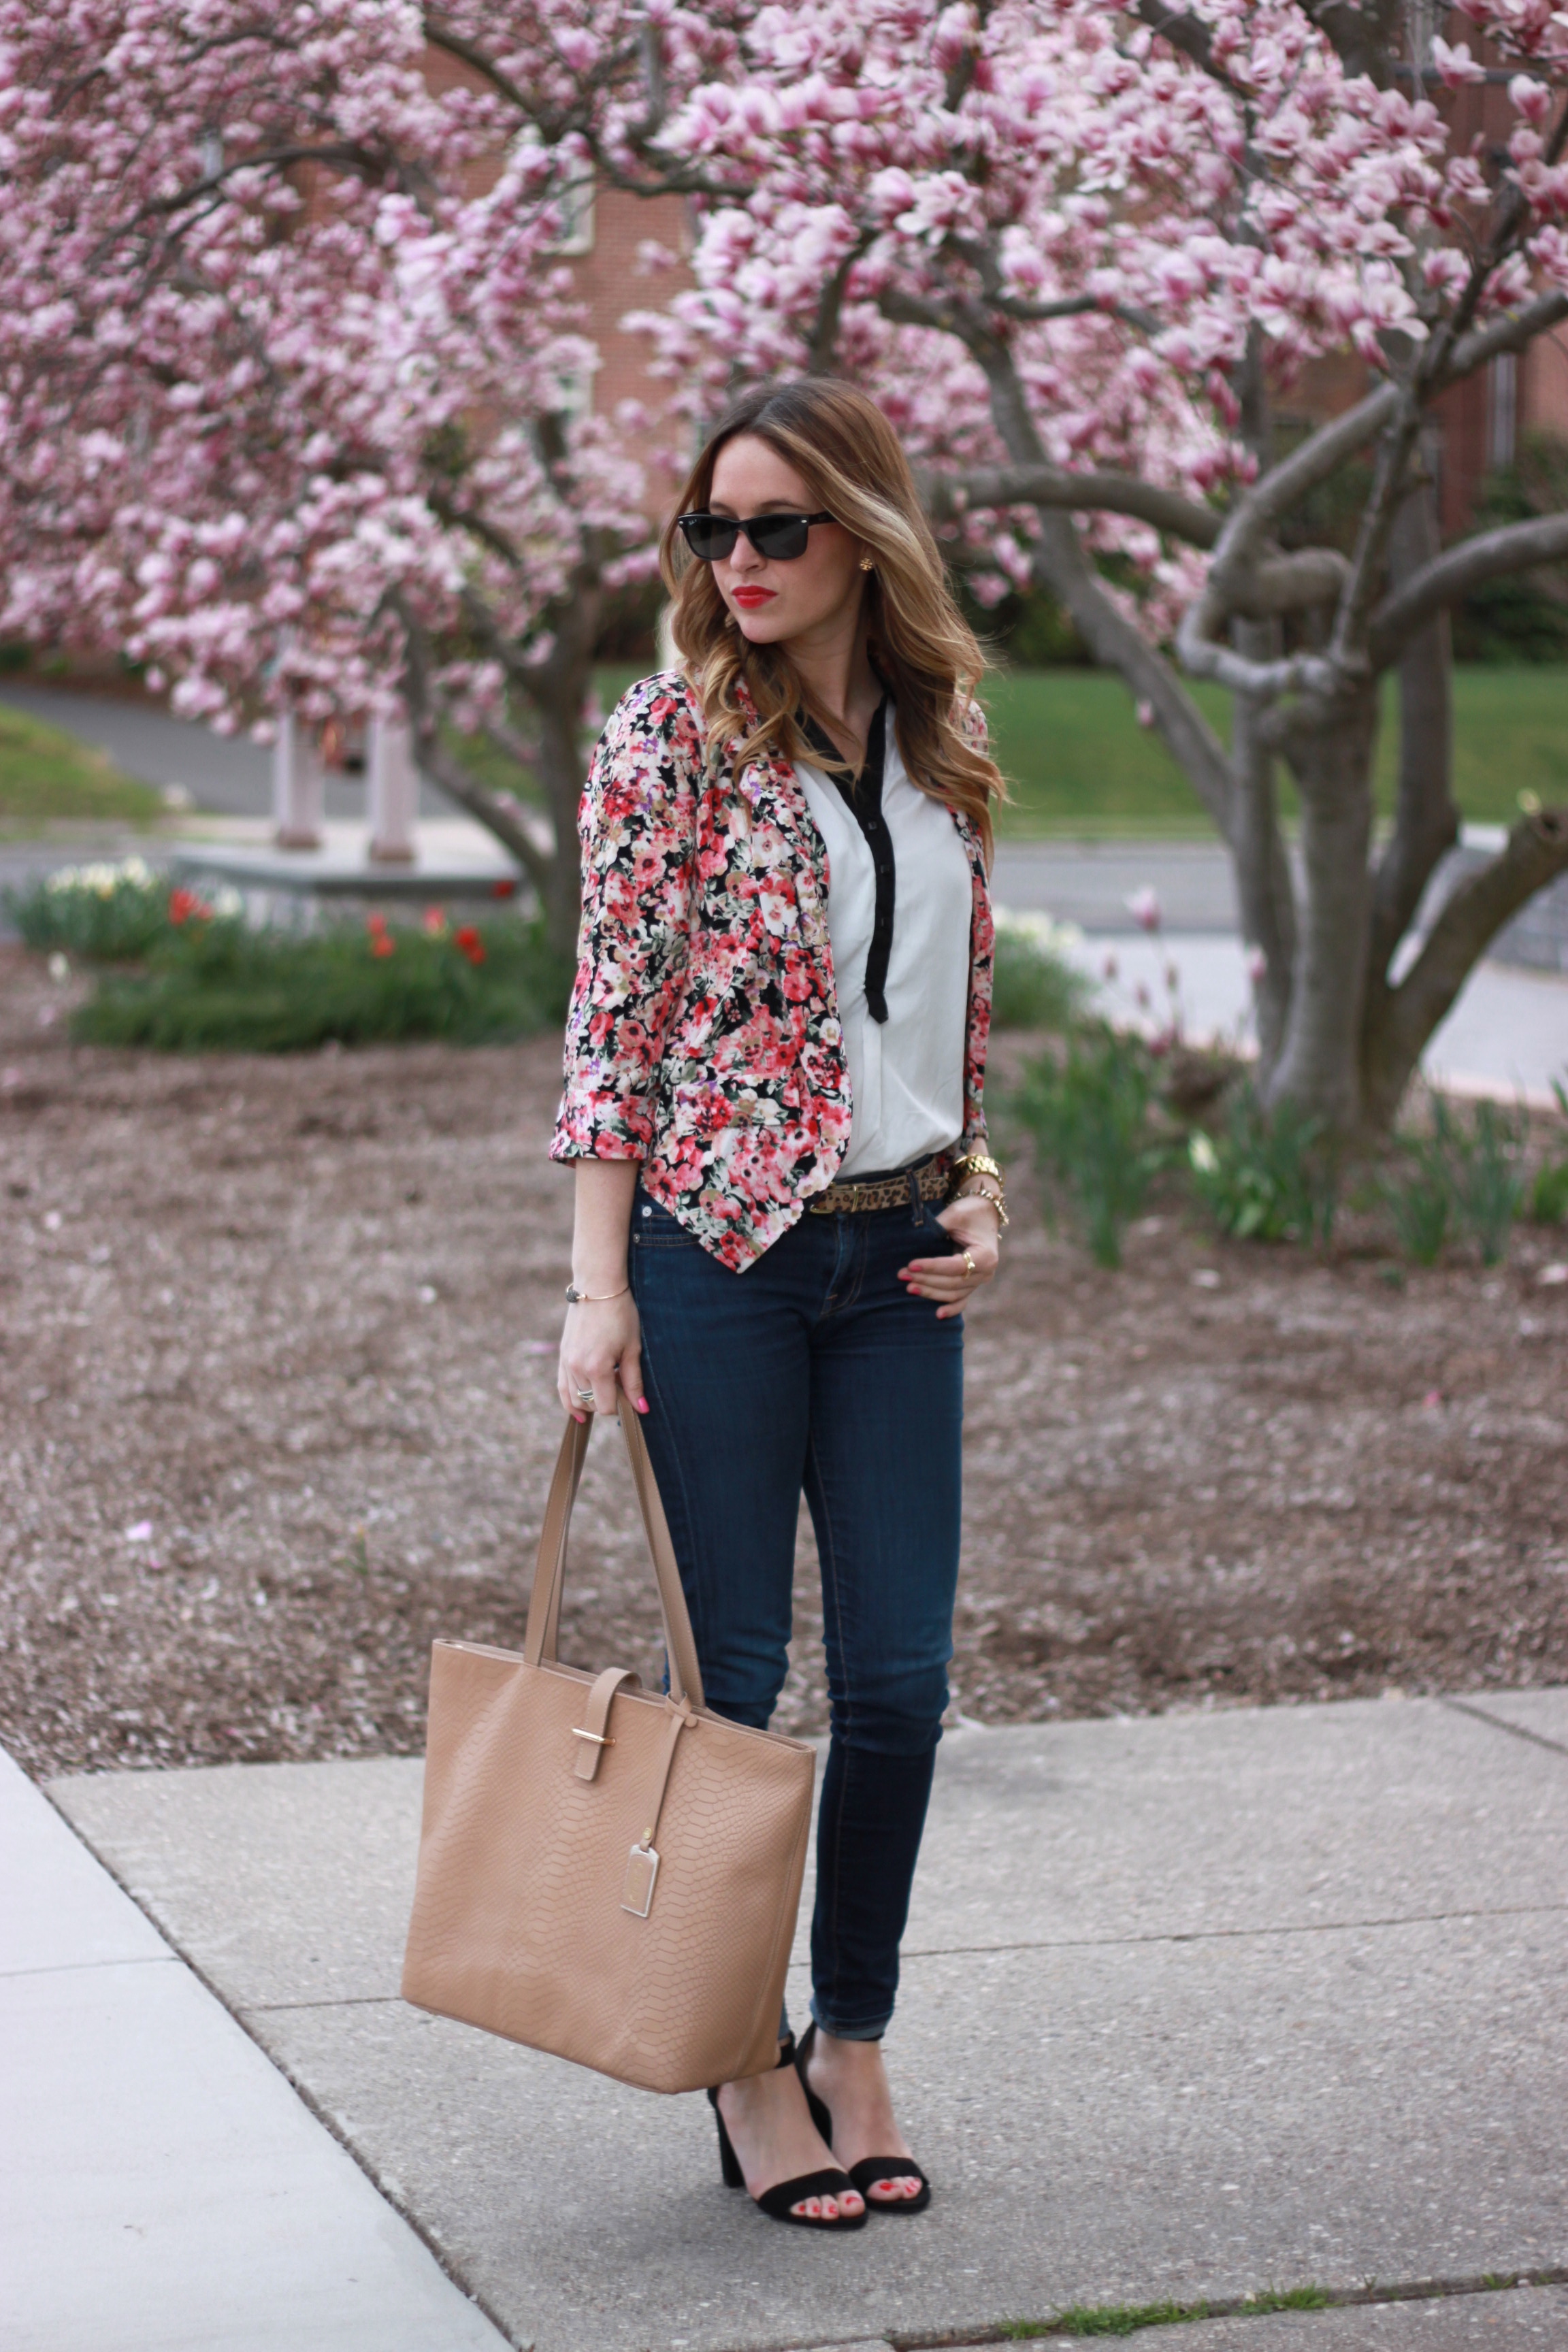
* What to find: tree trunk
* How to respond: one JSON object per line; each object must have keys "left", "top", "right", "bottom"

{"left": 1263, "top": 685, "right": 1379, "bottom": 1128}
{"left": 532, "top": 679, "right": 589, "bottom": 959}
{"left": 522, "top": 568, "right": 602, "bottom": 962}
{"left": 1364, "top": 479, "right": 1460, "bottom": 979}
{"left": 1228, "top": 617, "right": 1296, "bottom": 1075}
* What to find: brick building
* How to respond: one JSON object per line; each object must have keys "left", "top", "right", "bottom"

{"left": 429, "top": 32, "right": 1565, "bottom": 543}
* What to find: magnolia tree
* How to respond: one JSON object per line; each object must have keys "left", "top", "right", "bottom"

{"left": 0, "top": 1, "right": 734, "bottom": 951}
{"left": 630, "top": 0, "right": 1568, "bottom": 1133}
{"left": 5, "top": 1, "right": 1566, "bottom": 1095}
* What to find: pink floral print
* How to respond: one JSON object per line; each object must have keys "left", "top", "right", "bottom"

{"left": 551, "top": 670, "right": 994, "bottom": 1271}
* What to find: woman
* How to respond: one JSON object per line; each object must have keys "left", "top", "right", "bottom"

{"left": 552, "top": 378, "right": 1008, "bottom": 2231}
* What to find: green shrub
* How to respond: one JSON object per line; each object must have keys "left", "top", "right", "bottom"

{"left": 1531, "top": 1159, "right": 1568, "bottom": 1224}
{"left": 991, "top": 914, "right": 1092, "bottom": 1032}
{"left": 5, "top": 856, "right": 182, "bottom": 960}
{"left": 1013, "top": 1028, "right": 1165, "bottom": 1268}
{"left": 1531, "top": 1080, "right": 1568, "bottom": 1224}
{"left": 1187, "top": 1089, "right": 1338, "bottom": 1246}
{"left": 1379, "top": 1153, "right": 1451, "bottom": 1265}
{"left": 71, "top": 909, "right": 571, "bottom": 1053}
{"left": 1382, "top": 1096, "right": 1527, "bottom": 1267}
{"left": 1452, "top": 441, "right": 1568, "bottom": 664}
{"left": 1452, "top": 1099, "right": 1527, "bottom": 1265}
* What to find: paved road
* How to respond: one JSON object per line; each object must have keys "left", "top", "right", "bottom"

{"left": 27, "top": 1687, "right": 1568, "bottom": 2352}
{"left": 0, "top": 683, "right": 446, "bottom": 820}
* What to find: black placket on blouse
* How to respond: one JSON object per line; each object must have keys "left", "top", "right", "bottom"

{"left": 801, "top": 693, "right": 895, "bottom": 1024}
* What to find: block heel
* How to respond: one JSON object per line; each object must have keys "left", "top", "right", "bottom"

{"left": 707, "top": 2033, "right": 867, "bottom": 2230}
{"left": 795, "top": 2022, "right": 932, "bottom": 2215}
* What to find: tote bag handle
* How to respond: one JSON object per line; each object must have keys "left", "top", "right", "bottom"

{"left": 522, "top": 1399, "right": 706, "bottom": 1710}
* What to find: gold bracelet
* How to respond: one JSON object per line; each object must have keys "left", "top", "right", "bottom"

{"left": 953, "top": 1179, "right": 1009, "bottom": 1230}
{"left": 564, "top": 1281, "right": 630, "bottom": 1305}
{"left": 949, "top": 1150, "right": 1003, "bottom": 1186}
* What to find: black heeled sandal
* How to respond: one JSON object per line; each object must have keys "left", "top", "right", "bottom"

{"left": 795, "top": 2021, "right": 932, "bottom": 2215}
{"left": 708, "top": 2032, "right": 867, "bottom": 2230}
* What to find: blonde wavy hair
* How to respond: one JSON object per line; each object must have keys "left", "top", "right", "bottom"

{"left": 659, "top": 378, "right": 1005, "bottom": 862}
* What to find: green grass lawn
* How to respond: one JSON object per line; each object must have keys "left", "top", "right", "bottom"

{"left": 982, "top": 664, "right": 1567, "bottom": 837}
{"left": 594, "top": 660, "right": 1565, "bottom": 837}
{"left": 0, "top": 702, "right": 165, "bottom": 828}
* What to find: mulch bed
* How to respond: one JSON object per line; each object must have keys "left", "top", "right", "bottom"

{"left": 1, "top": 943, "right": 1565, "bottom": 1779}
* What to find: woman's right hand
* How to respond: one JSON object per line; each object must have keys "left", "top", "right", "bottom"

{"left": 558, "top": 1291, "right": 647, "bottom": 1424}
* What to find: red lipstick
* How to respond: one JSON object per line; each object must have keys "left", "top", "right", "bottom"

{"left": 731, "top": 587, "right": 776, "bottom": 608}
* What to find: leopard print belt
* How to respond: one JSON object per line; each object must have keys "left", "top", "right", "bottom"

{"left": 806, "top": 1150, "right": 953, "bottom": 1216}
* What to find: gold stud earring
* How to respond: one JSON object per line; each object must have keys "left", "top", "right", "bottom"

{"left": 859, "top": 553, "right": 875, "bottom": 572}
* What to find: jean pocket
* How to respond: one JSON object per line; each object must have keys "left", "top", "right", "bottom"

{"left": 632, "top": 1194, "right": 698, "bottom": 1250}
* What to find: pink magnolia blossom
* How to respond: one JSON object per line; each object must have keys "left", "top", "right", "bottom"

{"left": 0, "top": 1, "right": 684, "bottom": 772}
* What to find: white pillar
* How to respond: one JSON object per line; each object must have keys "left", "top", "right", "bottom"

{"left": 272, "top": 713, "right": 324, "bottom": 850}
{"left": 368, "top": 717, "right": 418, "bottom": 865}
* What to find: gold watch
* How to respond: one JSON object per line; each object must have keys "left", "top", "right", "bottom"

{"left": 947, "top": 1152, "right": 1009, "bottom": 1228}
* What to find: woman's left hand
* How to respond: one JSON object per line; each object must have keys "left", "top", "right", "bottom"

{"left": 898, "top": 1192, "right": 1001, "bottom": 1320}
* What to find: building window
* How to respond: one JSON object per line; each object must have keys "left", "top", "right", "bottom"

{"left": 1404, "top": 0, "right": 1436, "bottom": 70}
{"left": 549, "top": 368, "right": 594, "bottom": 423}
{"left": 1487, "top": 352, "right": 1518, "bottom": 471}
{"left": 547, "top": 170, "right": 595, "bottom": 257}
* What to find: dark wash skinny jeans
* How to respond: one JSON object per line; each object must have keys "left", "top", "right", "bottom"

{"left": 630, "top": 1180, "right": 963, "bottom": 2044}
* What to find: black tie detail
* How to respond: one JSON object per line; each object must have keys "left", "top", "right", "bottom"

{"left": 802, "top": 695, "right": 894, "bottom": 1024}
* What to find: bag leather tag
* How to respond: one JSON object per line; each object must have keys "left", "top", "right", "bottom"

{"left": 621, "top": 1842, "right": 659, "bottom": 1919}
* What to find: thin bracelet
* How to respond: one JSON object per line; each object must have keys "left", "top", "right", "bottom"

{"left": 954, "top": 1182, "right": 1009, "bottom": 1229}
{"left": 564, "top": 1281, "right": 630, "bottom": 1305}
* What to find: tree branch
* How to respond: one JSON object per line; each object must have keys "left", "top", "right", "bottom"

{"left": 419, "top": 730, "right": 551, "bottom": 891}
{"left": 1210, "top": 382, "right": 1403, "bottom": 596}
{"left": 951, "top": 329, "right": 1237, "bottom": 828}
{"left": 392, "top": 592, "right": 549, "bottom": 888}
{"left": 1326, "top": 394, "right": 1421, "bottom": 669}
{"left": 1441, "top": 291, "right": 1568, "bottom": 391}
{"left": 1297, "top": 0, "right": 1402, "bottom": 83}
{"left": 1425, "top": 105, "right": 1568, "bottom": 369}
{"left": 1362, "top": 809, "right": 1568, "bottom": 1128}
{"left": 1177, "top": 381, "right": 1403, "bottom": 688}
{"left": 1369, "top": 512, "right": 1568, "bottom": 670}
{"left": 1131, "top": 0, "right": 1243, "bottom": 90}
{"left": 1031, "top": 512, "right": 1237, "bottom": 829}
{"left": 920, "top": 462, "right": 1221, "bottom": 548}
{"left": 992, "top": 293, "right": 1163, "bottom": 336}
{"left": 1241, "top": 550, "right": 1352, "bottom": 615}
{"left": 806, "top": 243, "right": 866, "bottom": 376}
{"left": 423, "top": 20, "right": 554, "bottom": 117}
{"left": 1175, "top": 605, "right": 1335, "bottom": 699}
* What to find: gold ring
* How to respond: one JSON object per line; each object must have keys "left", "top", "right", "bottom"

{"left": 962, "top": 1250, "right": 977, "bottom": 1279}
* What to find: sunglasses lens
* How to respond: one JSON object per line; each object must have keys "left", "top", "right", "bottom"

{"left": 679, "top": 514, "right": 738, "bottom": 562}
{"left": 747, "top": 515, "right": 811, "bottom": 560}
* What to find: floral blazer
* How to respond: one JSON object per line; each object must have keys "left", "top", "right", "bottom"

{"left": 550, "top": 669, "right": 994, "bottom": 1271}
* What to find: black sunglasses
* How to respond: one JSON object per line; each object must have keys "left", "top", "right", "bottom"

{"left": 676, "top": 510, "right": 834, "bottom": 563}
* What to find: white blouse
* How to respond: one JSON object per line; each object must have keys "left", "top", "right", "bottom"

{"left": 797, "top": 715, "right": 972, "bottom": 1180}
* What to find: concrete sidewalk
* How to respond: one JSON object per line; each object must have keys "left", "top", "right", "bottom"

{"left": 0, "top": 1746, "right": 508, "bottom": 2352}
{"left": 33, "top": 1687, "right": 1568, "bottom": 2352}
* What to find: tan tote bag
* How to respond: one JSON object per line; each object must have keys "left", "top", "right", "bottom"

{"left": 402, "top": 1394, "right": 816, "bottom": 2094}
